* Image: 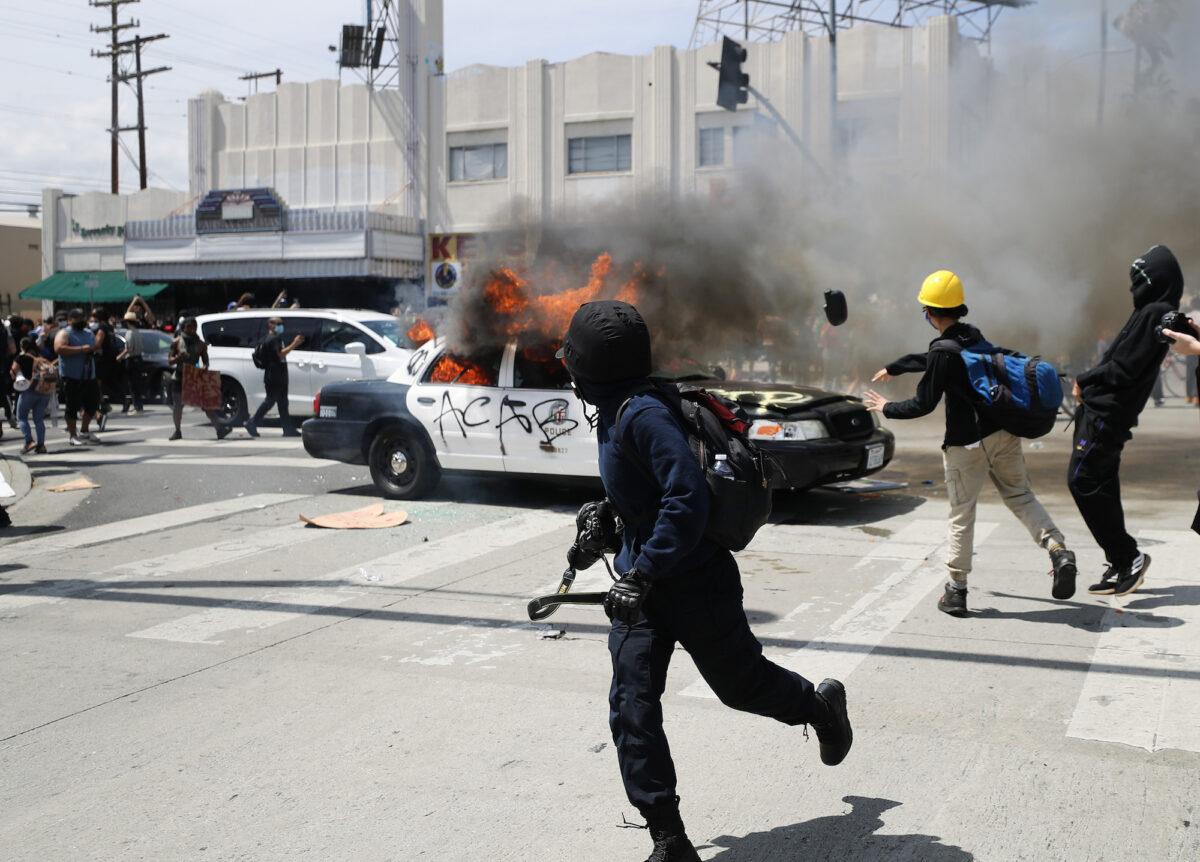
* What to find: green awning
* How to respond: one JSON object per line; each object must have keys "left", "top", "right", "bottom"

{"left": 19, "top": 271, "right": 168, "bottom": 304}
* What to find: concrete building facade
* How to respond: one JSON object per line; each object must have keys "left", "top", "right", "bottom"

{"left": 34, "top": 1, "right": 988, "bottom": 312}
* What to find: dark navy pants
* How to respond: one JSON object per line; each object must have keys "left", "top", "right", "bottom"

{"left": 607, "top": 549, "right": 818, "bottom": 819}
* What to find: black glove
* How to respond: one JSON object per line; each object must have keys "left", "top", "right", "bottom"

{"left": 604, "top": 570, "right": 650, "bottom": 624}
{"left": 567, "top": 499, "right": 622, "bottom": 571}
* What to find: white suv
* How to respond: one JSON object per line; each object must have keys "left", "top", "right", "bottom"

{"left": 196, "top": 309, "right": 412, "bottom": 426}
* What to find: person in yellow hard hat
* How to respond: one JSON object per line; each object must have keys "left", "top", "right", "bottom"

{"left": 862, "top": 271, "right": 1076, "bottom": 616}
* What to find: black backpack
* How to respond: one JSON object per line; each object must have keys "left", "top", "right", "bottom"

{"left": 615, "top": 382, "right": 776, "bottom": 552}
{"left": 252, "top": 338, "right": 268, "bottom": 369}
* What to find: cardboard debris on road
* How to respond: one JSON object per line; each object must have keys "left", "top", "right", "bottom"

{"left": 299, "top": 502, "right": 409, "bottom": 529}
{"left": 48, "top": 477, "right": 102, "bottom": 493}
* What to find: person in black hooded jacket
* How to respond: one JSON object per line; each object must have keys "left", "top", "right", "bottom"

{"left": 1069, "top": 245, "right": 1184, "bottom": 597}
{"left": 558, "top": 300, "right": 853, "bottom": 862}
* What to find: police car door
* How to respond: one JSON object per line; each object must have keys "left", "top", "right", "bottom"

{"left": 406, "top": 344, "right": 506, "bottom": 472}
{"left": 499, "top": 341, "right": 599, "bottom": 478}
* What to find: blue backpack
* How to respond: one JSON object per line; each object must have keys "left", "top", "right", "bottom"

{"left": 932, "top": 338, "right": 1063, "bottom": 439}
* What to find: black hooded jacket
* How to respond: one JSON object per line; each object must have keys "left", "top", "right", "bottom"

{"left": 883, "top": 322, "right": 1000, "bottom": 448}
{"left": 1077, "top": 245, "right": 1184, "bottom": 436}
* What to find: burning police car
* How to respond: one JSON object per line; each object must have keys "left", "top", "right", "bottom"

{"left": 301, "top": 338, "right": 894, "bottom": 499}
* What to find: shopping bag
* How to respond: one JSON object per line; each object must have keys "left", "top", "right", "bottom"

{"left": 182, "top": 364, "right": 221, "bottom": 411}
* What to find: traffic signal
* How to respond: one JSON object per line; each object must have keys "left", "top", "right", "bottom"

{"left": 716, "top": 36, "right": 749, "bottom": 112}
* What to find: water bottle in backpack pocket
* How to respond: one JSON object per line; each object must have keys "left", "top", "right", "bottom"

{"left": 615, "top": 383, "right": 777, "bottom": 552}
{"left": 933, "top": 338, "right": 1063, "bottom": 439}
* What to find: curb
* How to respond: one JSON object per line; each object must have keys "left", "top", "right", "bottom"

{"left": 0, "top": 450, "right": 33, "bottom": 508}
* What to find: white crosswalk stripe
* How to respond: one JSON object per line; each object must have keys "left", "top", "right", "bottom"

{"left": 680, "top": 519, "right": 997, "bottom": 699}
{"left": 0, "top": 521, "right": 325, "bottom": 612}
{"left": 0, "top": 493, "right": 305, "bottom": 554}
{"left": 127, "top": 509, "right": 573, "bottom": 644}
{"left": 1067, "top": 529, "right": 1200, "bottom": 754}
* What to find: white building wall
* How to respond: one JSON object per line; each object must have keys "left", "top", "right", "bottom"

{"left": 434, "top": 17, "right": 976, "bottom": 235}
{"left": 188, "top": 0, "right": 443, "bottom": 226}
{"left": 42, "top": 188, "right": 187, "bottom": 276}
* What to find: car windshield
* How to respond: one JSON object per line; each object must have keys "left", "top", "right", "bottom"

{"left": 362, "top": 319, "right": 404, "bottom": 349}
{"left": 134, "top": 330, "right": 172, "bottom": 356}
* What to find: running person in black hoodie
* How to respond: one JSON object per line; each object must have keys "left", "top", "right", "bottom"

{"left": 864, "top": 271, "right": 1076, "bottom": 615}
{"left": 1069, "top": 245, "right": 1184, "bottom": 597}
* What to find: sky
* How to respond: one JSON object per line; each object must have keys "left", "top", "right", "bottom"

{"left": 0, "top": 0, "right": 1130, "bottom": 212}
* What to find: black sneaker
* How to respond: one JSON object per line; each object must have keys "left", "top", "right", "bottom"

{"left": 1114, "top": 553, "right": 1150, "bottom": 597}
{"left": 812, "top": 678, "right": 852, "bottom": 766}
{"left": 168, "top": 430, "right": 182, "bottom": 441}
{"left": 1050, "top": 548, "right": 1078, "bottom": 600}
{"left": 216, "top": 424, "right": 232, "bottom": 440}
{"left": 646, "top": 830, "right": 701, "bottom": 862}
{"left": 937, "top": 583, "right": 968, "bottom": 617}
{"left": 1087, "top": 565, "right": 1120, "bottom": 595}
{"left": 0, "top": 506, "right": 11, "bottom": 528}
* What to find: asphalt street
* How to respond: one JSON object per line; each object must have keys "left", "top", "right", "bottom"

{"left": 1, "top": 402, "right": 1199, "bottom": 861}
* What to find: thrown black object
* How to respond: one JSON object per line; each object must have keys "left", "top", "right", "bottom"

{"left": 824, "top": 290, "right": 848, "bottom": 326}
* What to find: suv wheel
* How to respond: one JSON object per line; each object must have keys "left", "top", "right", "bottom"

{"left": 368, "top": 426, "right": 440, "bottom": 499}
{"left": 216, "top": 379, "right": 248, "bottom": 427}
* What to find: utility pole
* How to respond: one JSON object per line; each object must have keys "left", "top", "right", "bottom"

{"left": 116, "top": 34, "right": 170, "bottom": 189}
{"left": 90, "top": 0, "right": 140, "bottom": 194}
{"left": 1097, "top": 0, "right": 1108, "bottom": 129}
{"left": 828, "top": 0, "right": 838, "bottom": 172}
{"left": 239, "top": 69, "right": 283, "bottom": 97}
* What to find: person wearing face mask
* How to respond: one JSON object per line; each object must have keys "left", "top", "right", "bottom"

{"left": 1067, "top": 246, "right": 1184, "bottom": 596}
{"left": 53, "top": 308, "right": 101, "bottom": 447}
{"left": 557, "top": 301, "right": 852, "bottom": 862}
{"left": 168, "top": 317, "right": 228, "bottom": 441}
{"left": 245, "top": 317, "right": 304, "bottom": 438}
{"left": 862, "top": 271, "right": 1075, "bottom": 616}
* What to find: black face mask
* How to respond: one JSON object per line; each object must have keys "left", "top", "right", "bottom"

{"left": 71, "top": 320, "right": 85, "bottom": 330}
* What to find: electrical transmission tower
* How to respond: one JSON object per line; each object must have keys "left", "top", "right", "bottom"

{"left": 690, "top": 1, "right": 1029, "bottom": 48}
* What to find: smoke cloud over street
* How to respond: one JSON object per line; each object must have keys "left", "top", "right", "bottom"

{"left": 447, "top": 1, "right": 1199, "bottom": 384}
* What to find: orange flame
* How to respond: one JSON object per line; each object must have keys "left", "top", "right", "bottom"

{"left": 431, "top": 355, "right": 495, "bottom": 386}
{"left": 479, "top": 252, "right": 652, "bottom": 343}
{"left": 407, "top": 318, "right": 435, "bottom": 346}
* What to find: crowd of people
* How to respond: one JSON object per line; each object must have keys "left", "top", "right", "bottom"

{"left": 1, "top": 289, "right": 304, "bottom": 454}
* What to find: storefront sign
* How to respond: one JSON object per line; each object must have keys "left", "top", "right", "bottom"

{"left": 70, "top": 220, "right": 124, "bottom": 241}
{"left": 427, "top": 233, "right": 477, "bottom": 301}
{"left": 196, "top": 188, "right": 285, "bottom": 234}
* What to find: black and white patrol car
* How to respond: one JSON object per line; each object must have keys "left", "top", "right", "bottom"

{"left": 301, "top": 337, "right": 895, "bottom": 499}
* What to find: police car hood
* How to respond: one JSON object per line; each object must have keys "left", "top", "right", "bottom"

{"left": 672, "top": 378, "right": 855, "bottom": 419}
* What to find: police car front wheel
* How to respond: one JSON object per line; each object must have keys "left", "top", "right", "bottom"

{"left": 368, "top": 427, "right": 440, "bottom": 499}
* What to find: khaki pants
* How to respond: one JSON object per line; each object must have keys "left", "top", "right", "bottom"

{"left": 943, "top": 430, "right": 1063, "bottom": 585}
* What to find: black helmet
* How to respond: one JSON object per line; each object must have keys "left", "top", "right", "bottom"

{"left": 557, "top": 300, "right": 652, "bottom": 383}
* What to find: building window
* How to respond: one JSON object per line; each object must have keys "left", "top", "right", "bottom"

{"left": 698, "top": 128, "right": 725, "bottom": 167}
{"left": 567, "top": 134, "right": 632, "bottom": 174}
{"left": 449, "top": 143, "right": 508, "bottom": 182}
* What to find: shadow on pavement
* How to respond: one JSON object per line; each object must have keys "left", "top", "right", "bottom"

{"left": 981, "top": 591, "right": 1185, "bottom": 630}
{"left": 704, "top": 796, "right": 972, "bottom": 861}
{"left": 0, "top": 525, "right": 64, "bottom": 540}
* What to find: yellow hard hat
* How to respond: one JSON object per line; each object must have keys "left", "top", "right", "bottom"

{"left": 918, "top": 270, "right": 965, "bottom": 309}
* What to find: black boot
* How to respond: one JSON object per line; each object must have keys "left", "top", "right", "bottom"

{"left": 646, "top": 828, "right": 700, "bottom": 862}
{"left": 811, "top": 678, "right": 853, "bottom": 766}
{"left": 1050, "top": 548, "right": 1078, "bottom": 600}
{"left": 937, "top": 583, "right": 968, "bottom": 617}
{"left": 644, "top": 805, "right": 700, "bottom": 862}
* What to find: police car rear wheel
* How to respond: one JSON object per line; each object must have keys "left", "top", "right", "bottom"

{"left": 369, "top": 427, "right": 439, "bottom": 499}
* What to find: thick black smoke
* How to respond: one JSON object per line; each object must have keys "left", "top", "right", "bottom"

{"left": 446, "top": 5, "right": 1200, "bottom": 387}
